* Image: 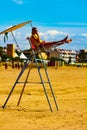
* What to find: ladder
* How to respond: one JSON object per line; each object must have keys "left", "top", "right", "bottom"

{"left": 2, "top": 38, "right": 58, "bottom": 112}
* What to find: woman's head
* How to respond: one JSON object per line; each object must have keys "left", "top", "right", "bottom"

{"left": 32, "top": 27, "right": 38, "bottom": 34}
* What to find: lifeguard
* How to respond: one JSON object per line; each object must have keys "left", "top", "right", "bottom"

{"left": 27, "top": 27, "right": 72, "bottom": 50}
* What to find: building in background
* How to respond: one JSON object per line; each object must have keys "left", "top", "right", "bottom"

{"left": 7, "top": 44, "right": 15, "bottom": 57}
{"left": 49, "top": 48, "right": 79, "bottom": 63}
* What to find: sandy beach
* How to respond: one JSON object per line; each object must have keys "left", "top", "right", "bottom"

{"left": 0, "top": 66, "right": 87, "bottom": 130}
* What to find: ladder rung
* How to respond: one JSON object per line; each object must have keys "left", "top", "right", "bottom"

{"left": 17, "top": 81, "right": 50, "bottom": 84}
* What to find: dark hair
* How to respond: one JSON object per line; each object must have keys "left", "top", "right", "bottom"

{"left": 32, "top": 27, "right": 37, "bottom": 31}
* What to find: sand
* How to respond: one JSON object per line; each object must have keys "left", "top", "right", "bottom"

{"left": 0, "top": 66, "right": 87, "bottom": 130}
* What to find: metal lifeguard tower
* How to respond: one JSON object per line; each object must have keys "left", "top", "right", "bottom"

{"left": 0, "top": 21, "right": 58, "bottom": 112}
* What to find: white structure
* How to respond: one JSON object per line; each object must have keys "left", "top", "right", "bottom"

{"left": 58, "top": 49, "right": 79, "bottom": 63}
{"left": 49, "top": 48, "right": 79, "bottom": 63}
{"left": 20, "top": 52, "right": 27, "bottom": 59}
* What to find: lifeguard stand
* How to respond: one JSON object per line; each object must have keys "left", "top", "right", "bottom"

{"left": 1, "top": 21, "right": 58, "bottom": 112}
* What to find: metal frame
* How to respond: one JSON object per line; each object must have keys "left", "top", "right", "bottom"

{"left": 2, "top": 22, "right": 58, "bottom": 111}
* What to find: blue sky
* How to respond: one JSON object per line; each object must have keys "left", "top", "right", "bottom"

{"left": 0, "top": 0, "right": 87, "bottom": 50}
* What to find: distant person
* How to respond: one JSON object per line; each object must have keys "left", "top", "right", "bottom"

{"left": 12, "top": 62, "right": 14, "bottom": 69}
{"left": 5, "top": 63, "right": 8, "bottom": 69}
{"left": 27, "top": 27, "right": 72, "bottom": 50}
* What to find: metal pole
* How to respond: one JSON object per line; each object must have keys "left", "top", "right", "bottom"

{"left": 38, "top": 50, "right": 59, "bottom": 111}
{"left": 11, "top": 31, "right": 21, "bottom": 51}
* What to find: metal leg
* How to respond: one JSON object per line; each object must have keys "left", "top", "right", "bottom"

{"left": 2, "top": 60, "right": 29, "bottom": 109}
{"left": 38, "top": 50, "right": 59, "bottom": 110}
{"left": 17, "top": 65, "right": 31, "bottom": 106}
